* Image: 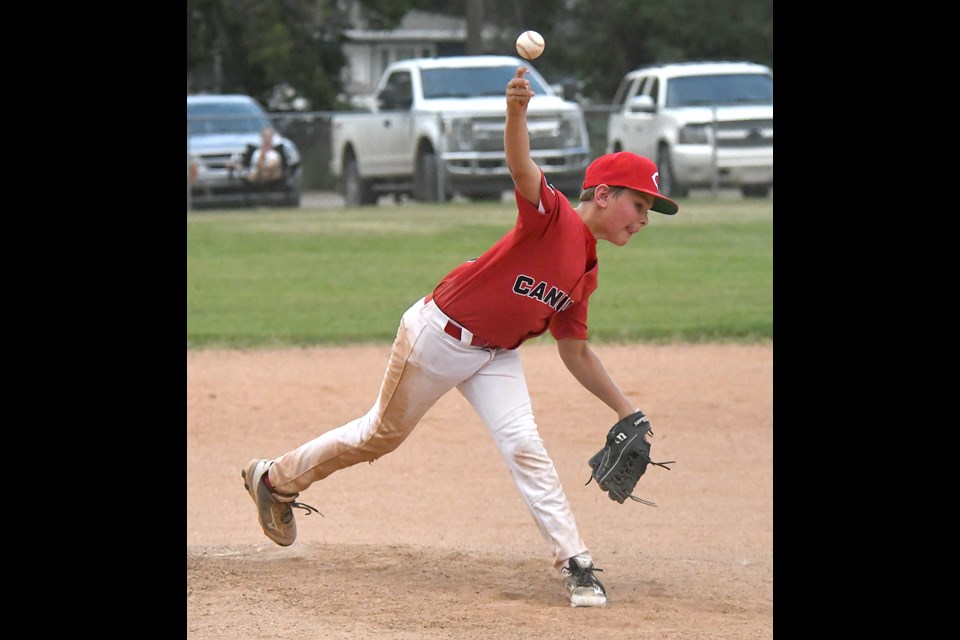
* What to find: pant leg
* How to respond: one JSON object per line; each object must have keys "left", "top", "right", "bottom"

{"left": 456, "top": 348, "right": 590, "bottom": 570}
{"left": 269, "top": 297, "right": 493, "bottom": 495}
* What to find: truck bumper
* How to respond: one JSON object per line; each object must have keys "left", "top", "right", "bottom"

{"left": 672, "top": 146, "right": 773, "bottom": 188}
{"left": 441, "top": 148, "right": 591, "bottom": 195}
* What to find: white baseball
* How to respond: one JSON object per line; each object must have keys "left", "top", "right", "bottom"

{"left": 516, "top": 30, "right": 545, "bottom": 60}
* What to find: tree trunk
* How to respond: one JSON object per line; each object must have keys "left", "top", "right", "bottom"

{"left": 466, "top": 0, "right": 484, "bottom": 54}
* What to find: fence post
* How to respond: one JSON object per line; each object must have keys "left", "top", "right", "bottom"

{"left": 187, "top": 123, "right": 192, "bottom": 212}
{"left": 710, "top": 105, "right": 719, "bottom": 197}
{"left": 436, "top": 113, "right": 446, "bottom": 202}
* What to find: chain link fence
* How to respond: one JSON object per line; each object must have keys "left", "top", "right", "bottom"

{"left": 268, "top": 105, "right": 614, "bottom": 193}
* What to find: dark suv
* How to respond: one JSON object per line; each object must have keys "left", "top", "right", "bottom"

{"left": 187, "top": 94, "right": 302, "bottom": 208}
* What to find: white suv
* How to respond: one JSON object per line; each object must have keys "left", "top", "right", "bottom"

{"left": 606, "top": 61, "right": 772, "bottom": 198}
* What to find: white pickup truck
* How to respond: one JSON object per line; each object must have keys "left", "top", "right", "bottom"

{"left": 606, "top": 61, "right": 773, "bottom": 198}
{"left": 330, "top": 55, "right": 591, "bottom": 205}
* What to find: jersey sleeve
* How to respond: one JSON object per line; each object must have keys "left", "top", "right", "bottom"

{"left": 548, "top": 304, "right": 588, "bottom": 341}
{"left": 514, "top": 171, "right": 562, "bottom": 230}
{"left": 548, "top": 263, "right": 598, "bottom": 341}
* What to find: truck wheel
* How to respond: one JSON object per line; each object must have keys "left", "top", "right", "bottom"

{"left": 343, "top": 155, "right": 376, "bottom": 206}
{"left": 741, "top": 185, "right": 770, "bottom": 198}
{"left": 414, "top": 149, "right": 442, "bottom": 202}
{"left": 657, "top": 145, "right": 688, "bottom": 198}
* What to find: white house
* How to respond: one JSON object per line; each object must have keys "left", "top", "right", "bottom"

{"left": 339, "top": 9, "right": 500, "bottom": 100}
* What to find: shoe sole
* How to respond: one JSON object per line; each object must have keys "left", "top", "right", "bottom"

{"left": 570, "top": 592, "right": 607, "bottom": 607}
{"left": 241, "top": 463, "right": 257, "bottom": 499}
{"left": 241, "top": 461, "right": 261, "bottom": 502}
{"left": 241, "top": 460, "right": 296, "bottom": 547}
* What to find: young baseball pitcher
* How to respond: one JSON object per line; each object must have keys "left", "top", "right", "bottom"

{"left": 242, "top": 66, "right": 679, "bottom": 608}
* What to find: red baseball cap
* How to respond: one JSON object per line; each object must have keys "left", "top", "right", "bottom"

{"left": 582, "top": 151, "right": 679, "bottom": 215}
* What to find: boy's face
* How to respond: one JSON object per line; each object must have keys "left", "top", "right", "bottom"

{"left": 600, "top": 188, "right": 655, "bottom": 246}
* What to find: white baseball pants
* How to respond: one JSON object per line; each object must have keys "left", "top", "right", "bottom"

{"left": 268, "top": 296, "right": 590, "bottom": 569}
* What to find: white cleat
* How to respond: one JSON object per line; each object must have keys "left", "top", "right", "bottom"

{"left": 562, "top": 556, "right": 607, "bottom": 608}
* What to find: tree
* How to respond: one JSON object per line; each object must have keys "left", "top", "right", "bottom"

{"left": 187, "top": 0, "right": 772, "bottom": 107}
{"left": 363, "top": 0, "right": 771, "bottom": 102}
{"left": 563, "top": 0, "right": 773, "bottom": 100}
{"left": 187, "top": 0, "right": 349, "bottom": 110}
{"left": 411, "top": 0, "right": 772, "bottom": 101}
{"left": 466, "top": 0, "right": 484, "bottom": 54}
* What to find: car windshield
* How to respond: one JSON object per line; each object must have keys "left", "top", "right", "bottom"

{"left": 421, "top": 66, "right": 549, "bottom": 99}
{"left": 665, "top": 73, "right": 772, "bottom": 107}
{"left": 187, "top": 101, "right": 272, "bottom": 136}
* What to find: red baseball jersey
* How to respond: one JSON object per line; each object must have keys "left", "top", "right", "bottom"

{"left": 431, "top": 174, "right": 599, "bottom": 350}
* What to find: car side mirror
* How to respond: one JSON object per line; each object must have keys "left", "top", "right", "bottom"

{"left": 627, "top": 95, "right": 656, "bottom": 113}
{"left": 378, "top": 87, "right": 396, "bottom": 110}
{"left": 378, "top": 87, "right": 412, "bottom": 111}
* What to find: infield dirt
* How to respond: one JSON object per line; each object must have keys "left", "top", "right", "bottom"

{"left": 187, "top": 342, "right": 772, "bottom": 639}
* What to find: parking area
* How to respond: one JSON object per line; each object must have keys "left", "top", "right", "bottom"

{"left": 299, "top": 187, "right": 769, "bottom": 209}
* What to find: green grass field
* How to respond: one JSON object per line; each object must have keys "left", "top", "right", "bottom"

{"left": 187, "top": 195, "right": 772, "bottom": 348}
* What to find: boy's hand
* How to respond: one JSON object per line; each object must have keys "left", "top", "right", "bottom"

{"left": 506, "top": 67, "right": 534, "bottom": 111}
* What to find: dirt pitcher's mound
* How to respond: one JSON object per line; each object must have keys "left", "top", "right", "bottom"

{"left": 187, "top": 342, "right": 772, "bottom": 639}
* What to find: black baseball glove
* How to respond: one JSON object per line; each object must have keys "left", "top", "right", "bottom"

{"left": 586, "top": 410, "right": 674, "bottom": 506}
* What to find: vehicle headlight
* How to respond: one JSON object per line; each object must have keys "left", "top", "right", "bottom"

{"left": 188, "top": 154, "right": 199, "bottom": 184}
{"left": 559, "top": 114, "right": 585, "bottom": 147}
{"left": 678, "top": 124, "right": 711, "bottom": 145}
{"left": 443, "top": 118, "right": 475, "bottom": 151}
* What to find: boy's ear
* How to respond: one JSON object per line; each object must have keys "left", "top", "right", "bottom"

{"left": 593, "top": 184, "right": 610, "bottom": 206}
